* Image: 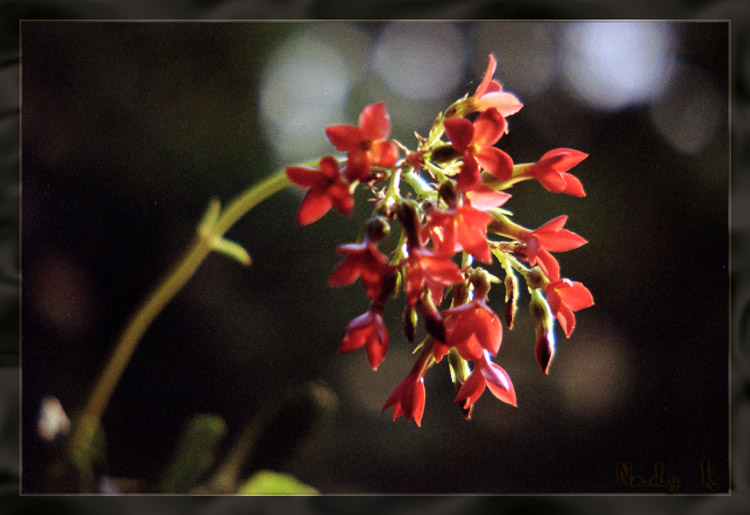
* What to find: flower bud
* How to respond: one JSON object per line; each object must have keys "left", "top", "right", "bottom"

{"left": 504, "top": 272, "right": 519, "bottom": 329}
{"left": 418, "top": 298, "right": 446, "bottom": 343}
{"left": 470, "top": 268, "right": 491, "bottom": 300}
{"left": 438, "top": 180, "right": 458, "bottom": 208}
{"left": 365, "top": 215, "right": 390, "bottom": 244}
{"left": 452, "top": 281, "right": 470, "bottom": 306}
{"left": 402, "top": 305, "right": 418, "bottom": 342}
{"left": 526, "top": 266, "right": 547, "bottom": 290}
{"left": 446, "top": 350, "right": 473, "bottom": 420}
{"left": 378, "top": 271, "right": 398, "bottom": 304}
{"left": 420, "top": 198, "right": 437, "bottom": 217}
{"left": 396, "top": 200, "right": 422, "bottom": 248}
{"left": 529, "top": 289, "right": 556, "bottom": 375}
{"left": 431, "top": 143, "right": 462, "bottom": 164}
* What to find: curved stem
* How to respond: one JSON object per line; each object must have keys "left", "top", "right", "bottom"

{"left": 67, "top": 168, "right": 291, "bottom": 474}
{"left": 485, "top": 162, "right": 535, "bottom": 190}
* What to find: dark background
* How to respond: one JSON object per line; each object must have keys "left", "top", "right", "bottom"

{"left": 1, "top": 0, "right": 748, "bottom": 513}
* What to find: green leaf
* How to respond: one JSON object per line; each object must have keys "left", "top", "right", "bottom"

{"left": 237, "top": 470, "right": 318, "bottom": 495}
{"left": 158, "top": 413, "right": 227, "bottom": 493}
{"left": 213, "top": 237, "right": 252, "bottom": 266}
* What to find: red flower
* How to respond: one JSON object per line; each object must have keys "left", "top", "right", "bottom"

{"left": 545, "top": 279, "right": 594, "bottom": 338}
{"left": 339, "top": 306, "right": 389, "bottom": 370}
{"left": 423, "top": 204, "right": 495, "bottom": 263}
{"left": 522, "top": 215, "right": 588, "bottom": 282}
{"left": 454, "top": 157, "right": 513, "bottom": 211}
{"left": 469, "top": 54, "right": 524, "bottom": 117}
{"left": 444, "top": 108, "right": 514, "bottom": 183}
{"left": 325, "top": 103, "right": 399, "bottom": 181}
{"left": 403, "top": 246, "right": 464, "bottom": 307}
{"left": 286, "top": 156, "right": 353, "bottom": 226}
{"left": 382, "top": 370, "right": 426, "bottom": 426}
{"left": 437, "top": 298, "right": 503, "bottom": 362}
{"left": 329, "top": 240, "right": 395, "bottom": 301}
{"left": 454, "top": 351, "right": 517, "bottom": 410}
{"left": 530, "top": 148, "right": 588, "bottom": 197}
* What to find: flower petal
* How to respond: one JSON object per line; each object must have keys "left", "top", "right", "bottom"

{"left": 319, "top": 155, "right": 342, "bottom": 178}
{"left": 473, "top": 306, "right": 502, "bottom": 356}
{"left": 535, "top": 170, "right": 568, "bottom": 194}
{"left": 557, "top": 280, "right": 595, "bottom": 311}
{"left": 535, "top": 215, "right": 568, "bottom": 233}
{"left": 425, "top": 211, "right": 459, "bottom": 256}
{"left": 556, "top": 304, "right": 576, "bottom": 338}
{"left": 419, "top": 253, "right": 464, "bottom": 285}
{"left": 454, "top": 367, "right": 486, "bottom": 407}
{"left": 328, "top": 254, "right": 365, "bottom": 287}
{"left": 411, "top": 377, "right": 426, "bottom": 426}
{"left": 464, "top": 186, "right": 511, "bottom": 210}
{"left": 365, "top": 314, "right": 389, "bottom": 369}
{"left": 286, "top": 166, "right": 322, "bottom": 188}
{"left": 325, "top": 124, "right": 364, "bottom": 151}
{"left": 474, "top": 54, "right": 497, "bottom": 98}
{"left": 456, "top": 155, "right": 481, "bottom": 189}
{"left": 444, "top": 117, "right": 474, "bottom": 153}
{"left": 472, "top": 108, "right": 506, "bottom": 147}
{"left": 370, "top": 140, "right": 399, "bottom": 167}
{"left": 456, "top": 212, "right": 492, "bottom": 264}
{"left": 476, "top": 91, "right": 524, "bottom": 118}
{"left": 476, "top": 147, "right": 514, "bottom": 182}
{"left": 297, "top": 188, "right": 332, "bottom": 226}
{"left": 327, "top": 181, "right": 354, "bottom": 217}
{"left": 358, "top": 102, "right": 391, "bottom": 141}
{"left": 481, "top": 361, "right": 517, "bottom": 406}
{"left": 560, "top": 173, "right": 586, "bottom": 197}
{"left": 536, "top": 228, "right": 588, "bottom": 252}
{"left": 339, "top": 311, "right": 374, "bottom": 352}
{"left": 344, "top": 149, "right": 370, "bottom": 182}
{"left": 536, "top": 247, "right": 561, "bottom": 283}
{"left": 537, "top": 148, "right": 588, "bottom": 172}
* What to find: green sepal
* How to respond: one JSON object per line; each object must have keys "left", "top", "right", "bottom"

{"left": 487, "top": 206, "right": 514, "bottom": 218}
{"left": 426, "top": 110, "right": 446, "bottom": 148}
{"left": 446, "top": 347, "right": 471, "bottom": 386}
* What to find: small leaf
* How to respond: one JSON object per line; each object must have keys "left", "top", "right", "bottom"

{"left": 238, "top": 470, "right": 318, "bottom": 495}
{"left": 213, "top": 237, "right": 252, "bottom": 266}
{"left": 197, "top": 198, "right": 221, "bottom": 233}
{"left": 158, "top": 414, "right": 227, "bottom": 493}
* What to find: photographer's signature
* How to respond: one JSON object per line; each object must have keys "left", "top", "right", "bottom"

{"left": 615, "top": 458, "right": 720, "bottom": 493}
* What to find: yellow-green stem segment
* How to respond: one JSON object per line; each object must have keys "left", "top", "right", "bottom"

{"left": 67, "top": 169, "right": 291, "bottom": 477}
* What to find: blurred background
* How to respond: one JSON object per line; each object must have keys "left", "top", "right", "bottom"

{"left": 19, "top": 21, "right": 729, "bottom": 494}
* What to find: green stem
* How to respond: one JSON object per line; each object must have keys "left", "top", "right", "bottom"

{"left": 423, "top": 160, "right": 450, "bottom": 182}
{"left": 488, "top": 212, "right": 530, "bottom": 240}
{"left": 67, "top": 168, "right": 291, "bottom": 476}
{"left": 484, "top": 162, "right": 535, "bottom": 190}
{"left": 403, "top": 171, "right": 435, "bottom": 200}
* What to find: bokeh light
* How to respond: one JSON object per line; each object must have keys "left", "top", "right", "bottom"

{"left": 259, "top": 25, "right": 370, "bottom": 164}
{"left": 475, "top": 22, "right": 558, "bottom": 98}
{"left": 372, "top": 22, "right": 465, "bottom": 101}
{"left": 561, "top": 22, "right": 677, "bottom": 111}
{"left": 650, "top": 62, "right": 724, "bottom": 155}
{"left": 552, "top": 316, "right": 632, "bottom": 421}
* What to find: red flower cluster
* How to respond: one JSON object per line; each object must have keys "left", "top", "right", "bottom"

{"left": 286, "top": 54, "right": 594, "bottom": 426}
